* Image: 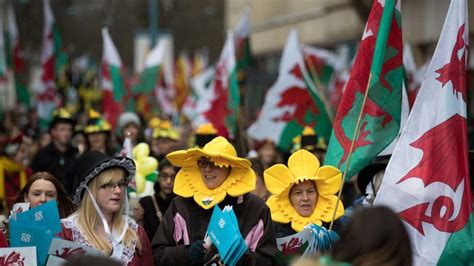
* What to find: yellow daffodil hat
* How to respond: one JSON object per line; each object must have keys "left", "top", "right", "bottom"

{"left": 167, "top": 136, "right": 256, "bottom": 209}
{"left": 264, "top": 149, "right": 344, "bottom": 232}
{"left": 152, "top": 120, "right": 179, "bottom": 141}
{"left": 84, "top": 109, "right": 112, "bottom": 134}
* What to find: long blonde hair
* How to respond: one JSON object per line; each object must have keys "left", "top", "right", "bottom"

{"left": 77, "top": 167, "right": 142, "bottom": 255}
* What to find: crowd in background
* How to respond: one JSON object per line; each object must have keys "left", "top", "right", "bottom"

{"left": 0, "top": 101, "right": 418, "bottom": 265}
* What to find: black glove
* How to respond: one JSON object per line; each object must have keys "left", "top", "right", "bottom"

{"left": 187, "top": 240, "right": 205, "bottom": 265}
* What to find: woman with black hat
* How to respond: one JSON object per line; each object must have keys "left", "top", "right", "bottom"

{"left": 59, "top": 150, "right": 153, "bottom": 265}
{"left": 152, "top": 136, "right": 277, "bottom": 265}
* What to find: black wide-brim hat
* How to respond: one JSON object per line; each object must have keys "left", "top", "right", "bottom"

{"left": 72, "top": 150, "right": 135, "bottom": 204}
{"left": 195, "top": 133, "right": 217, "bottom": 148}
{"left": 357, "top": 155, "right": 391, "bottom": 194}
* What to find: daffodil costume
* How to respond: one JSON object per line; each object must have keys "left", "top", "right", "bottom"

{"left": 167, "top": 136, "right": 256, "bottom": 209}
{"left": 264, "top": 149, "right": 344, "bottom": 232}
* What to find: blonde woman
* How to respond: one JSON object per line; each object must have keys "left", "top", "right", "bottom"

{"left": 59, "top": 150, "right": 153, "bottom": 265}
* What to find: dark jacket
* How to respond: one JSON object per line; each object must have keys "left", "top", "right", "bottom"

{"left": 31, "top": 143, "right": 78, "bottom": 195}
{"left": 139, "top": 193, "right": 175, "bottom": 241}
{"left": 151, "top": 193, "right": 277, "bottom": 265}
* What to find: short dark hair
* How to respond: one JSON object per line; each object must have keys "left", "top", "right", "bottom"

{"left": 331, "top": 206, "right": 412, "bottom": 266}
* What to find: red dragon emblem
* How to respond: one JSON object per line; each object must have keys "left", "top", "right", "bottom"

{"left": 332, "top": 1, "right": 402, "bottom": 167}
{"left": 397, "top": 114, "right": 472, "bottom": 235}
{"left": 280, "top": 237, "right": 303, "bottom": 255}
{"left": 272, "top": 64, "right": 320, "bottom": 127}
{"left": 0, "top": 251, "right": 25, "bottom": 266}
{"left": 204, "top": 60, "right": 231, "bottom": 138}
{"left": 435, "top": 24, "right": 467, "bottom": 102}
{"left": 55, "top": 247, "right": 87, "bottom": 259}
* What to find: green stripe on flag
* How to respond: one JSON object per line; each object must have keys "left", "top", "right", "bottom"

{"left": 325, "top": 0, "right": 402, "bottom": 180}
{"left": 437, "top": 213, "right": 474, "bottom": 266}
{"left": 109, "top": 65, "right": 125, "bottom": 102}
{"left": 133, "top": 65, "right": 160, "bottom": 93}
{"left": 369, "top": 0, "right": 395, "bottom": 82}
{"left": 226, "top": 68, "right": 240, "bottom": 137}
{"left": 53, "top": 23, "right": 68, "bottom": 76}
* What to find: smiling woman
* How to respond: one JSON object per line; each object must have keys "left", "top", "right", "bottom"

{"left": 152, "top": 136, "right": 277, "bottom": 265}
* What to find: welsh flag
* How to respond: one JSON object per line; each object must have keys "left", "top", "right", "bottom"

{"left": 182, "top": 66, "right": 215, "bottom": 127}
{"left": 375, "top": 0, "right": 473, "bottom": 265}
{"left": 247, "top": 29, "right": 332, "bottom": 151}
{"left": 133, "top": 38, "right": 175, "bottom": 118}
{"left": 101, "top": 27, "right": 126, "bottom": 129}
{"left": 234, "top": 7, "right": 254, "bottom": 82}
{"left": 302, "top": 46, "right": 338, "bottom": 91}
{"left": 5, "top": 6, "right": 29, "bottom": 107}
{"left": 325, "top": 0, "right": 403, "bottom": 180}
{"left": 302, "top": 45, "right": 339, "bottom": 118}
{"left": 200, "top": 33, "right": 239, "bottom": 139}
{"left": 37, "top": 0, "right": 68, "bottom": 128}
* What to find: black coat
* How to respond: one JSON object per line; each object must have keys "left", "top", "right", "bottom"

{"left": 31, "top": 143, "right": 78, "bottom": 195}
{"left": 151, "top": 194, "right": 277, "bottom": 265}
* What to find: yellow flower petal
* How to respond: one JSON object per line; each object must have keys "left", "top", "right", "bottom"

{"left": 264, "top": 164, "right": 294, "bottom": 195}
{"left": 173, "top": 169, "right": 195, "bottom": 197}
{"left": 266, "top": 196, "right": 290, "bottom": 224}
{"left": 228, "top": 169, "right": 256, "bottom": 196}
{"left": 167, "top": 150, "right": 192, "bottom": 167}
{"left": 288, "top": 150, "right": 320, "bottom": 178}
{"left": 315, "top": 195, "right": 345, "bottom": 222}
{"left": 315, "top": 166, "right": 342, "bottom": 195}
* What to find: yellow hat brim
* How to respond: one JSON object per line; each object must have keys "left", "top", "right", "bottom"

{"left": 167, "top": 148, "right": 250, "bottom": 169}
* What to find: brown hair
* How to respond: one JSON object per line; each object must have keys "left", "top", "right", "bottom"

{"left": 331, "top": 206, "right": 412, "bottom": 266}
{"left": 13, "top": 172, "right": 76, "bottom": 218}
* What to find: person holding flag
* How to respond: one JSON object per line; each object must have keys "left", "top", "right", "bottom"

{"left": 264, "top": 149, "right": 343, "bottom": 263}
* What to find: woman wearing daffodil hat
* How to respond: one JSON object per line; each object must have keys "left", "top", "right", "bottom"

{"left": 152, "top": 136, "right": 277, "bottom": 265}
{"left": 264, "top": 149, "right": 344, "bottom": 237}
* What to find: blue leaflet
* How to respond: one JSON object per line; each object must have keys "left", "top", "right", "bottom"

{"left": 207, "top": 205, "right": 248, "bottom": 266}
{"left": 15, "top": 200, "right": 61, "bottom": 235}
{"left": 10, "top": 219, "right": 54, "bottom": 266}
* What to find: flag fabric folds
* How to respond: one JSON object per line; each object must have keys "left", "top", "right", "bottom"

{"left": 324, "top": 0, "right": 403, "bottom": 180}
{"left": 375, "top": 0, "right": 472, "bottom": 265}
{"left": 100, "top": 27, "right": 126, "bottom": 129}
{"left": 247, "top": 29, "right": 332, "bottom": 151}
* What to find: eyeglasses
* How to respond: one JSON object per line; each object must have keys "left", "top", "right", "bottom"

{"left": 100, "top": 180, "right": 128, "bottom": 191}
{"left": 197, "top": 157, "right": 220, "bottom": 169}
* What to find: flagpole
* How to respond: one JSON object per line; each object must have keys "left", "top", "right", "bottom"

{"left": 304, "top": 56, "right": 335, "bottom": 121}
{"left": 329, "top": 73, "right": 374, "bottom": 231}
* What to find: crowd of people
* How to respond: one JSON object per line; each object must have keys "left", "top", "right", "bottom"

{"left": 0, "top": 107, "right": 414, "bottom": 266}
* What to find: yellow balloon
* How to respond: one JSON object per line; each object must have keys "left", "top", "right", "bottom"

{"left": 133, "top": 143, "right": 150, "bottom": 159}
{"left": 139, "top": 157, "right": 158, "bottom": 175}
{"left": 135, "top": 173, "right": 146, "bottom": 194}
